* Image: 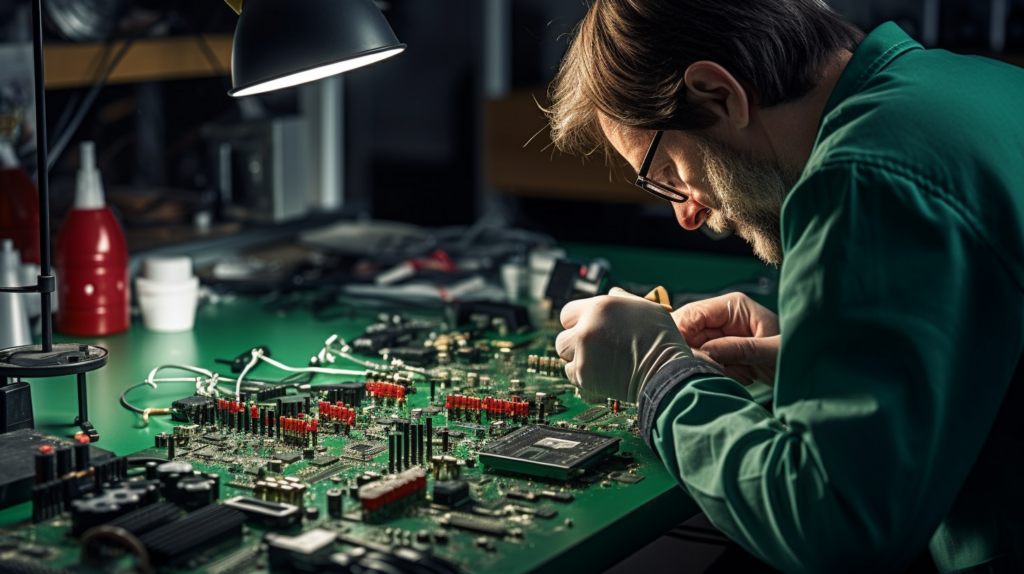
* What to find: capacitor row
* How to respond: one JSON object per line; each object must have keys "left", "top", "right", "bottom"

{"left": 445, "top": 394, "right": 530, "bottom": 422}
{"left": 367, "top": 381, "right": 407, "bottom": 401}
{"left": 317, "top": 401, "right": 357, "bottom": 425}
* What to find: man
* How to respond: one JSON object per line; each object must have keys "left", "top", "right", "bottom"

{"left": 547, "top": 1, "right": 1024, "bottom": 572}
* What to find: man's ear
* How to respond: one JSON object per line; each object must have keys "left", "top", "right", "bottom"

{"left": 684, "top": 61, "right": 751, "bottom": 129}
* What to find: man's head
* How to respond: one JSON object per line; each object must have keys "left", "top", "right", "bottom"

{"left": 547, "top": 0, "right": 864, "bottom": 265}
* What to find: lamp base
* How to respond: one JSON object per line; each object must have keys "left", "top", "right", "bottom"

{"left": 0, "top": 344, "right": 107, "bottom": 440}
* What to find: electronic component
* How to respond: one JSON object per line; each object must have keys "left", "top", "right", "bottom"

{"left": 101, "top": 501, "right": 183, "bottom": 537}
{"left": 70, "top": 486, "right": 142, "bottom": 536}
{"left": 223, "top": 496, "right": 301, "bottom": 528}
{"left": 383, "top": 346, "right": 438, "bottom": 366}
{"left": 478, "top": 426, "right": 621, "bottom": 480}
{"left": 431, "top": 480, "right": 470, "bottom": 507}
{"left": 170, "top": 396, "right": 215, "bottom": 422}
{"left": 266, "top": 528, "right": 337, "bottom": 570}
{"left": 441, "top": 513, "right": 514, "bottom": 537}
{"left": 0, "top": 429, "right": 114, "bottom": 510}
{"left": 137, "top": 504, "right": 246, "bottom": 566}
{"left": 358, "top": 467, "right": 426, "bottom": 523}
{"left": 454, "top": 301, "right": 531, "bottom": 333}
{"left": 326, "top": 488, "right": 343, "bottom": 518}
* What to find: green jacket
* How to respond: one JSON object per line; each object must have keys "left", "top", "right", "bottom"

{"left": 638, "top": 22, "right": 1024, "bottom": 573}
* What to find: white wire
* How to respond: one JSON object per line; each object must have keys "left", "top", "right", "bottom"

{"left": 257, "top": 353, "right": 365, "bottom": 377}
{"left": 234, "top": 349, "right": 262, "bottom": 401}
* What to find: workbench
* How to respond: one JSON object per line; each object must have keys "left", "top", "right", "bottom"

{"left": 0, "top": 244, "right": 774, "bottom": 572}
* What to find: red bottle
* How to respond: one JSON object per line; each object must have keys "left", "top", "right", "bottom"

{"left": 54, "top": 141, "right": 129, "bottom": 336}
{"left": 0, "top": 140, "right": 40, "bottom": 264}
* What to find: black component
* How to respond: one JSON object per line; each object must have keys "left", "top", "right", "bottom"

{"left": 442, "top": 513, "right": 509, "bottom": 537}
{"left": 274, "top": 451, "right": 302, "bottom": 464}
{"left": 326, "top": 488, "right": 342, "bottom": 518}
{"left": 303, "top": 448, "right": 315, "bottom": 460}
{"left": 170, "top": 396, "right": 215, "bottom": 423}
{"left": 310, "top": 455, "right": 339, "bottom": 467}
{"left": 430, "top": 379, "right": 436, "bottom": 402}
{"left": 441, "top": 428, "right": 449, "bottom": 453}
{"left": 155, "top": 461, "right": 192, "bottom": 484}
{"left": 304, "top": 506, "right": 320, "bottom": 521}
{"left": 433, "top": 530, "right": 449, "bottom": 544}
{"left": 426, "top": 418, "right": 433, "bottom": 461}
{"left": 70, "top": 486, "right": 142, "bottom": 536}
{"left": 455, "top": 347, "right": 478, "bottom": 364}
{"left": 214, "top": 345, "right": 271, "bottom": 373}
{"left": 386, "top": 347, "right": 438, "bottom": 366}
{"left": 0, "top": 380, "right": 34, "bottom": 433}
{"left": 465, "top": 457, "right": 477, "bottom": 468}
{"left": 223, "top": 496, "right": 301, "bottom": 528}
{"left": 54, "top": 446, "right": 72, "bottom": 477}
{"left": 455, "top": 301, "right": 532, "bottom": 333}
{"left": 402, "top": 422, "right": 411, "bottom": 469}
{"left": 34, "top": 450, "right": 55, "bottom": 484}
{"left": 320, "top": 382, "right": 368, "bottom": 408}
{"left": 475, "top": 536, "right": 495, "bottom": 551}
{"left": 277, "top": 395, "right": 306, "bottom": 417}
{"left": 266, "top": 528, "right": 337, "bottom": 570}
{"left": 74, "top": 442, "right": 89, "bottom": 471}
{"left": 103, "top": 501, "right": 183, "bottom": 536}
{"left": 416, "top": 529, "right": 431, "bottom": 543}
{"left": 144, "top": 462, "right": 158, "bottom": 481}
{"left": 416, "top": 423, "right": 424, "bottom": 465}
{"left": 544, "top": 258, "right": 610, "bottom": 310}
{"left": 260, "top": 407, "right": 267, "bottom": 435}
{"left": 167, "top": 434, "right": 175, "bottom": 460}
{"left": 138, "top": 504, "right": 246, "bottom": 566}
{"left": 269, "top": 459, "right": 283, "bottom": 473}
{"left": 432, "top": 480, "right": 470, "bottom": 507}
{"left": 388, "top": 434, "right": 396, "bottom": 474}
{"left": 477, "top": 426, "right": 621, "bottom": 480}
{"left": 0, "top": 429, "right": 113, "bottom": 510}
{"left": 165, "top": 475, "right": 218, "bottom": 510}
{"left": 608, "top": 471, "right": 645, "bottom": 484}
{"left": 244, "top": 408, "right": 251, "bottom": 433}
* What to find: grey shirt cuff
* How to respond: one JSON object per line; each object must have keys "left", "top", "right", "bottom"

{"left": 637, "top": 356, "right": 724, "bottom": 450}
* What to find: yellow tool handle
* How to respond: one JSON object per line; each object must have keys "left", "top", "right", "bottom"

{"left": 644, "top": 286, "right": 673, "bottom": 311}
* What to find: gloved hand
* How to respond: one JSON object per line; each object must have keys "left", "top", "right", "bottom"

{"left": 672, "top": 293, "right": 779, "bottom": 386}
{"left": 555, "top": 288, "right": 693, "bottom": 403}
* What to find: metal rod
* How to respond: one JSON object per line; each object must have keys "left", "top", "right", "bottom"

{"left": 76, "top": 372, "right": 88, "bottom": 425}
{"left": 31, "top": 0, "right": 53, "bottom": 352}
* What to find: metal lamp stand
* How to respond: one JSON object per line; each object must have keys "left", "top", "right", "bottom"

{"left": 0, "top": 0, "right": 107, "bottom": 442}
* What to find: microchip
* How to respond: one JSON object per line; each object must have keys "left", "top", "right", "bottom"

{"left": 273, "top": 452, "right": 302, "bottom": 464}
{"left": 608, "top": 471, "right": 644, "bottom": 485}
{"left": 478, "top": 426, "right": 620, "bottom": 480}
{"left": 574, "top": 407, "right": 609, "bottom": 423}
{"left": 310, "top": 456, "right": 339, "bottom": 467}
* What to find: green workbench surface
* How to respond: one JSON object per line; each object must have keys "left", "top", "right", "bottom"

{"left": 1, "top": 244, "right": 772, "bottom": 572}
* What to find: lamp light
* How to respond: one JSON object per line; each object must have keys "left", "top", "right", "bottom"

{"left": 227, "top": 0, "right": 406, "bottom": 97}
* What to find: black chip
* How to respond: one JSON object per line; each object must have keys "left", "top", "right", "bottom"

{"left": 273, "top": 452, "right": 302, "bottom": 464}
{"left": 311, "top": 456, "right": 339, "bottom": 467}
{"left": 478, "top": 426, "right": 621, "bottom": 480}
{"left": 608, "top": 471, "right": 645, "bottom": 484}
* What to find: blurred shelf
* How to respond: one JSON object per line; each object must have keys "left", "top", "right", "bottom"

{"left": 486, "top": 88, "right": 656, "bottom": 204}
{"left": 44, "top": 34, "right": 232, "bottom": 90}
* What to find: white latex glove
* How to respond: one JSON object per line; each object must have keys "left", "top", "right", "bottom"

{"left": 554, "top": 288, "right": 693, "bottom": 403}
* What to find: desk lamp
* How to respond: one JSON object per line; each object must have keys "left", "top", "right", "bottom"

{"left": 0, "top": 0, "right": 405, "bottom": 438}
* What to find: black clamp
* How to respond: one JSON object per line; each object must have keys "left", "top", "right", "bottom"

{"left": 215, "top": 346, "right": 271, "bottom": 373}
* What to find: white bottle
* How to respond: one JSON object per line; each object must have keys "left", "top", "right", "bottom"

{"left": 0, "top": 239, "right": 31, "bottom": 348}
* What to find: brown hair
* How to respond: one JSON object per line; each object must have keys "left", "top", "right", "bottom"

{"left": 547, "top": 0, "right": 865, "bottom": 159}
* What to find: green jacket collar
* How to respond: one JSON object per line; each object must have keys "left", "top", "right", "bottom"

{"left": 821, "top": 22, "right": 923, "bottom": 119}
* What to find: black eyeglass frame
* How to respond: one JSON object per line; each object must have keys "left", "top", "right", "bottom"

{"left": 634, "top": 130, "right": 690, "bottom": 203}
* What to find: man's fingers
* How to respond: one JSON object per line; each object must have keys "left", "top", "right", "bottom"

{"left": 700, "top": 335, "right": 781, "bottom": 366}
{"left": 554, "top": 329, "right": 577, "bottom": 363}
{"left": 691, "top": 348, "right": 725, "bottom": 372}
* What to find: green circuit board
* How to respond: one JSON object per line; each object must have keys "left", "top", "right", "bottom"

{"left": 0, "top": 314, "right": 684, "bottom": 574}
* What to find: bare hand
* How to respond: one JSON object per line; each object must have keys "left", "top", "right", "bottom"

{"left": 672, "top": 293, "right": 779, "bottom": 385}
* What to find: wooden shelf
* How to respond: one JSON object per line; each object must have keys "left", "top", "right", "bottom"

{"left": 43, "top": 34, "right": 233, "bottom": 90}
{"left": 485, "top": 89, "right": 656, "bottom": 204}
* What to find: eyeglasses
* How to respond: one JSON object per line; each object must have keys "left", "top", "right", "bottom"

{"left": 635, "top": 130, "right": 690, "bottom": 203}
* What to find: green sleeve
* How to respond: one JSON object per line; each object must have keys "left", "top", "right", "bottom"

{"left": 648, "top": 162, "right": 1023, "bottom": 572}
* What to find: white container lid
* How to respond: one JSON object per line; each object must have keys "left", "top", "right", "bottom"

{"left": 143, "top": 256, "right": 194, "bottom": 283}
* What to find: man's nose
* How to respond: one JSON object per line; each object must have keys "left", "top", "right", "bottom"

{"left": 674, "top": 198, "right": 710, "bottom": 230}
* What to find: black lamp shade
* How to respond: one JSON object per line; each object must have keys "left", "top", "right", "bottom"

{"left": 229, "top": 0, "right": 406, "bottom": 97}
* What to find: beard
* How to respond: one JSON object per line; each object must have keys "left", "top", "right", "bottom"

{"left": 694, "top": 136, "right": 801, "bottom": 267}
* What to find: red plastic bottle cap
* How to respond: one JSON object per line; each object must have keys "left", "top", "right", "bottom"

{"left": 38, "top": 445, "right": 54, "bottom": 454}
